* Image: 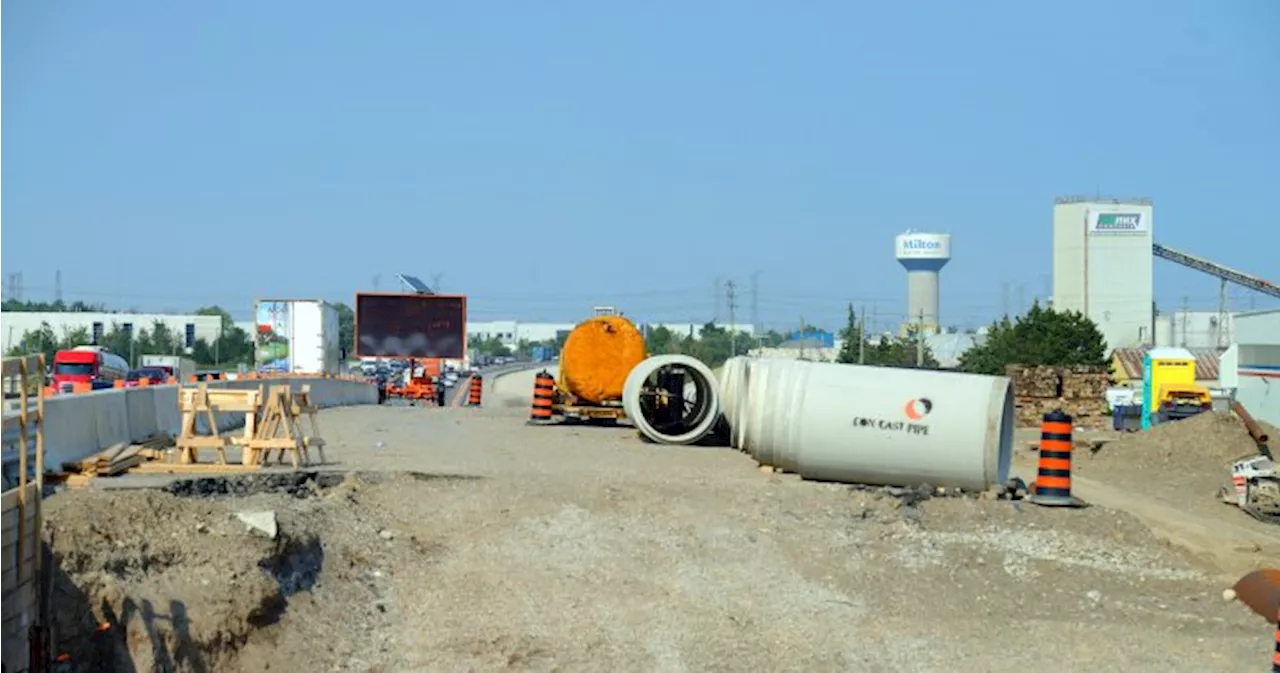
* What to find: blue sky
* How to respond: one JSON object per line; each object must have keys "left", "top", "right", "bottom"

{"left": 5, "top": 0, "right": 1278, "bottom": 332}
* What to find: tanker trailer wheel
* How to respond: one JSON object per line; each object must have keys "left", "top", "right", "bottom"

{"left": 622, "top": 355, "right": 722, "bottom": 445}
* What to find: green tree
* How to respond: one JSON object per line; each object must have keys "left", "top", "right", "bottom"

{"left": 333, "top": 302, "right": 354, "bottom": 357}
{"left": 958, "top": 302, "right": 1108, "bottom": 376}
{"left": 836, "top": 304, "right": 861, "bottom": 364}
{"left": 2, "top": 299, "right": 105, "bottom": 313}
{"left": 645, "top": 325, "right": 679, "bottom": 354}
{"left": 4, "top": 322, "right": 59, "bottom": 362}
{"left": 864, "top": 327, "right": 940, "bottom": 369}
{"left": 473, "top": 335, "right": 512, "bottom": 358}
{"left": 674, "top": 323, "right": 752, "bottom": 368}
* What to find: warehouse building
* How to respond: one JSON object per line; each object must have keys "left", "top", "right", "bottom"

{"left": 1220, "top": 308, "right": 1280, "bottom": 426}
{"left": 1, "top": 311, "right": 223, "bottom": 353}
{"left": 1052, "top": 196, "right": 1155, "bottom": 352}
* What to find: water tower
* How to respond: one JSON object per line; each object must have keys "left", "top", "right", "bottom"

{"left": 895, "top": 231, "right": 951, "bottom": 335}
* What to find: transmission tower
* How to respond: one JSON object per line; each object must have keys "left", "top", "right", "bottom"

{"left": 750, "top": 271, "right": 760, "bottom": 333}
{"left": 727, "top": 280, "right": 738, "bottom": 356}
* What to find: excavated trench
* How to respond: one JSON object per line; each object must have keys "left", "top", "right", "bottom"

{"left": 44, "top": 471, "right": 473, "bottom": 673}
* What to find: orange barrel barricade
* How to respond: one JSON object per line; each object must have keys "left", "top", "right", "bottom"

{"left": 113, "top": 380, "right": 125, "bottom": 389}
{"left": 1029, "top": 409, "right": 1085, "bottom": 507}
{"left": 468, "top": 376, "right": 483, "bottom": 406}
{"left": 529, "top": 370, "right": 555, "bottom": 424}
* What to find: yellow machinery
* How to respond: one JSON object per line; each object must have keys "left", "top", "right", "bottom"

{"left": 552, "top": 315, "right": 647, "bottom": 421}
{"left": 1143, "top": 347, "right": 1211, "bottom": 423}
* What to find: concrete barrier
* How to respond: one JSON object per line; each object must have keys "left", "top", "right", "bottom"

{"left": 25, "top": 378, "right": 377, "bottom": 472}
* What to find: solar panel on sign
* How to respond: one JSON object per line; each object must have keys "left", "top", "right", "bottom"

{"left": 396, "top": 273, "right": 433, "bottom": 294}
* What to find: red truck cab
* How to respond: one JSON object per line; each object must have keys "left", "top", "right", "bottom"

{"left": 52, "top": 347, "right": 130, "bottom": 393}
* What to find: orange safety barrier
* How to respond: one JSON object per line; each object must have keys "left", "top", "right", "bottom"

{"left": 113, "top": 380, "right": 125, "bottom": 389}
{"left": 1029, "top": 409, "right": 1085, "bottom": 507}
{"left": 528, "top": 371, "right": 555, "bottom": 424}
{"left": 139, "top": 378, "right": 151, "bottom": 387}
{"left": 72, "top": 382, "right": 91, "bottom": 394}
{"left": 468, "top": 376, "right": 483, "bottom": 407}
{"left": 167, "top": 376, "right": 177, "bottom": 384}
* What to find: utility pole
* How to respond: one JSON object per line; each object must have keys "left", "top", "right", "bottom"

{"left": 431, "top": 274, "right": 444, "bottom": 293}
{"left": 1016, "top": 283, "right": 1026, "bottom": 314}
{"left": 1001, "top": 282, "right": 1010, "bottom": 317}
{"left": 1181, "top": 295, "right": 1189, "bottom": 347}
{"left": 726, "top": 280, "right": 738, "bottom": 357}
{"left": 916, "top": 309, "right": 925, "bottom": 367}
{"left": 713, "top": 277, "right": 723, "bottom": 323}
{"left": 55, "top": 270, "right": 63, "bottom": 304}
{"left": 858, "top": 305, "right": 866, "bottom": 365}
{"left": 373, "top": 275, "right": 380, "bottom": 291}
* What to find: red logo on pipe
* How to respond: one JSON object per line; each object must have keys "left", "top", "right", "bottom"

{"left": 904, "top": 398, "right": 933, "bottom": 420}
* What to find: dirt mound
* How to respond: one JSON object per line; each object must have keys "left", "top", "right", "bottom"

{"left": 42, "top": 472, "right": 456, "bottom": 672}
{"left": 1085, "top": 411, "right": 1271, "bottom": 473}
{"left": 1073, "top": 411, "right": 1275, "bottom": 522}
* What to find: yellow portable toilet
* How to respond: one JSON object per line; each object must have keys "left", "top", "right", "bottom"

{"left": 1143, "top": 346, "right": 1198, "bottom": 414}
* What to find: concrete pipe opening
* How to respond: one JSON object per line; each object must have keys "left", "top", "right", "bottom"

{"left": 623, "top": 355, "right": 722, "bottom": 445}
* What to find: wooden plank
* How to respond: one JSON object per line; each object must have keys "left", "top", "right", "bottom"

{"left": 175, "top": 436, "right": 233, "bottom": 449}
{"left": 98, "top": 454, "right": 145, "bottom": 476}
{"left": 0, "top": 545, "right": 36, "bottom": 578}
{"left": 1, "top": 409, "right": 41, "bottom": 432}
{"left": 1, "top": 584, "right": 33, "bottom": 615}
{"left": 0, "top": 502, "right": 37, "bottom": 532}
{"left": 129, "top": 463, "right": 261, "bottom": 475}
{"left": 0, "top": 560, "right": 35, "bottom": 592}
{"left": 0, "top": 483, "right": 39, "bottom": 510}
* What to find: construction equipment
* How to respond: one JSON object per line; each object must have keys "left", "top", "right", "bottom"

{"left": 1154, "top": 382, "right": 1213, "bottom": 422}
{"left": 543, "top": 315, "right": 647, "bottom": 423}
{"left": 1219, "top": 401, "right": 1279, "bottom": 525}
{"left": 385, "top": 359, "right": 440, "bottom": 406}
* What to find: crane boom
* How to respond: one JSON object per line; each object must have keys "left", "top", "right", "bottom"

{"left": 1152, "top": 243, "right": 1280, "bottom": 299}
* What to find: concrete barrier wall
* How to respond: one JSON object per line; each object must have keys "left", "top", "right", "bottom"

{"left": 38, "top": 378, "right": 376, "bottom": 471}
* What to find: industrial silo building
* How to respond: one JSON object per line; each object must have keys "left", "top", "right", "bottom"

{"left": 1052, "top": 196, "right": 1154, "bottom": 351}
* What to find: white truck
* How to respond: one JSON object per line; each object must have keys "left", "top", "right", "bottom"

{"left": 139, "top": 354, "right": 196, "bottom": 382}
{"left": 254, "top": 299, "right": 342, "bottom": 375}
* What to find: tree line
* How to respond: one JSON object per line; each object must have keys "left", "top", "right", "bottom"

{"left": 643, "top": 301, "right": 1109, "bottom": 374}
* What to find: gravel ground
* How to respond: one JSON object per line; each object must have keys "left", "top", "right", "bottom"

{"left": 42, "top": 372, "right": 1277, "bottom": 672}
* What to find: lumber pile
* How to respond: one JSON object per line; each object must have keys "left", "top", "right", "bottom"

{"left": 1006, "top": 364, "right": 1111, "bottom": 429}
{"left": 59, "top": 435, "right": 174, "bottom": 488}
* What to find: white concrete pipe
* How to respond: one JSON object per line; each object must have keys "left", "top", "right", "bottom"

{"left": 622, "top": 354, "right": 722, "bottom": 445}
{"left": 720, "top": 357, "right": 1014, "bottom": 491}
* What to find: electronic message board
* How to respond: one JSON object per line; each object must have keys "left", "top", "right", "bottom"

{"left": 355, "top": 293, "right": 467, "bottom": 359}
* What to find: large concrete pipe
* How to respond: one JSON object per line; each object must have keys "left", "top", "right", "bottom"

{"left": 723, "top": 357, "right": 1014, "bottom": 491}
{"left": 622, "top": 355, "right": 722, "bottom": 445}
